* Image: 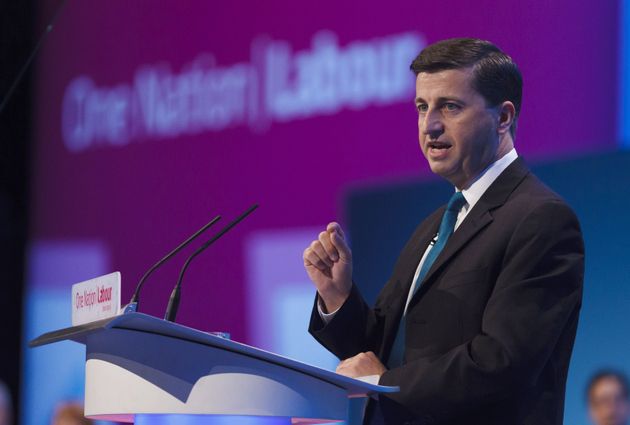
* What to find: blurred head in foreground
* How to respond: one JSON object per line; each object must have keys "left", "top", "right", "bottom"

{"left": 587, "top": 370, "right": 630, "bottom": 425}
{"left": 51, "top": 401, "right": 92, "bottom": 425}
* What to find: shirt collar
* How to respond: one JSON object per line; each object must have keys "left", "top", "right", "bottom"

{"left": 458, "top": 148, "right": 518, "bottom": 211}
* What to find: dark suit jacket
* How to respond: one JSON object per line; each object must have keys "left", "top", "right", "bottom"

{"left": 309, "top": 157, "right": 585, "bottom": 425}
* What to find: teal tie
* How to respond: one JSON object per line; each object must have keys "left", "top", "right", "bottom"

{"left": 387, "top": 191, "right": 467, "bottom": 368}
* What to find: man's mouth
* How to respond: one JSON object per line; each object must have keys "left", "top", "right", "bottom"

{"left": 426, "top": 140, "right": 453, "bottom": 161}
{"left": 427, "top": 141, "right": 452, "bottom": 150}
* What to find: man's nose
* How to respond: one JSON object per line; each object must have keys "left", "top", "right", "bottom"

{"left": 421, "top": 110, "right": 444, "bottom": 140}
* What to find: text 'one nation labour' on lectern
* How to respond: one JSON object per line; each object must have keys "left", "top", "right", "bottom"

{"left": 30, "top": 312, "right": 399, "bottom": 424}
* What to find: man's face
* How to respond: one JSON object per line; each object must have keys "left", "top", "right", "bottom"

{"left": 589, "top": 378, "right": 630, "bottom": 425}
{"left": 415, "top": 68, "right": 503, "bottom": 189}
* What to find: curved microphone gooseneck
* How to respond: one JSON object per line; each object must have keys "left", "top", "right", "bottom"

{"left": 164, "top": 204, "right": 258, "bottom": 322}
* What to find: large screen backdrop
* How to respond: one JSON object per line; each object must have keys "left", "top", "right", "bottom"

{"left": 23, "top": 1, "right": 620, "bottom": 424}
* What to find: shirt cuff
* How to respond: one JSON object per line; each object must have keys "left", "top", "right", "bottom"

{"left": 354, "top": 374, "right": 381, "bottom": 386}
{"left": 317, "top": 296, "right": 340, "bottom": 324}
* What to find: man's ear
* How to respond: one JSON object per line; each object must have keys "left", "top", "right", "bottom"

{"left": 497, "top": 101, "right": 516, "bottom": 135}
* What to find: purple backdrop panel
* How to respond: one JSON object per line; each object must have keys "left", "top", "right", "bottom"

{"left": 30, "top": 0, "right": 618, "bottom": 343}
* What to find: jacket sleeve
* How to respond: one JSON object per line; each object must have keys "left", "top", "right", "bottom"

{"left": 378, "top": 200, "right": 585, "bottom": 424}
{"left": 308, "top": 280, "right": 394, "bottom": 360}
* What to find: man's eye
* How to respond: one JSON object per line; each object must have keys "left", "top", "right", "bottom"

{"left": 443, "top": 103, "right": 459, "bottom": 111}
{"left": 417, "top": 104, "right": 428, "bottom": 113}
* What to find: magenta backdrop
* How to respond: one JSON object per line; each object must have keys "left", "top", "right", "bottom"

{"left": 30, "top": 0, "right": 618, "bottom": 342}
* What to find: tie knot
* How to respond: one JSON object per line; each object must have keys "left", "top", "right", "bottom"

{"left": 447, "top": 191, "right": 466, "bottom": 212}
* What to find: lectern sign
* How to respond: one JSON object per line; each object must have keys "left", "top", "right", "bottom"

{"left": 72, "top": 272, "right": 121, "bottom": 326}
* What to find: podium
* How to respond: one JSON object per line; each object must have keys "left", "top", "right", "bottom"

{"left": 30, "top": 312, "right": 398, "bottom": 424}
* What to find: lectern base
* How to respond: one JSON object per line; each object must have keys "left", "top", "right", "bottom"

{"left": 85, "top": 328, "right": 346, "bottom": 422}
{"left": 134, "top": 415, "right": 293, "bottom": 425}
{"left": 30, "top": 313, "right": 397, "bottom": 424}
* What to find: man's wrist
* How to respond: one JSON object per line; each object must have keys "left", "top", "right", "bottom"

{"left": 318, "top": 288, "right": 350, "bottom": 313}
{"left": 317, "top": 297, "right": 339, "bottom": 324}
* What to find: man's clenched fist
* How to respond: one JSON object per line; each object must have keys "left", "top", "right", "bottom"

{"left": 303, "top": 222, "right": 353, "bottom": 313}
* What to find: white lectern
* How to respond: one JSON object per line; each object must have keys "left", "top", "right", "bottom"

{"left": 30, "top": 312, "right": 398, "bottom": 424}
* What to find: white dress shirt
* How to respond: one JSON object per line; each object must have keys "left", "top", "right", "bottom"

{"left": 318, "top": 148, "right": 519, "bottom": 323}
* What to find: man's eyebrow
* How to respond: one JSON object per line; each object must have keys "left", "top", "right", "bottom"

{"left": 414, "top": 96, "right": 466, "bottom": 105}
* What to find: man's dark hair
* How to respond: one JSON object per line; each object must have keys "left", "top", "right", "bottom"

{"left": 585, "top": 369, "right": 630, "bottom": 402}
{"left": 410, "top": 38, "right": 523, "bottom": 139}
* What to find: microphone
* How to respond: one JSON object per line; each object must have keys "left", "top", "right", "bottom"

{"left": 164, "top": 203, "right": 258, "bottom": 322}
{"left": 125, "top": 214, "right": 222, "bottom": 313}
{"left": 0, "top": 0, "right": 69, "bottom": 115}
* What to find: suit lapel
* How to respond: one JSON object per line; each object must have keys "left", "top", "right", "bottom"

{"left": 407, "top": 157, "right": 531, "bottom": 306}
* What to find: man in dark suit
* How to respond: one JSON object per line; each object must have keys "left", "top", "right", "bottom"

{"left": 303, "top": 38, "right": 584, "bottom": 425}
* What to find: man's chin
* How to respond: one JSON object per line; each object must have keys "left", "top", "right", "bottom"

{"left": 428, "top": 160, "right": 453, "bottom": 177}
{"left": 428, "top": 161, "right": 464, "bottom": 187}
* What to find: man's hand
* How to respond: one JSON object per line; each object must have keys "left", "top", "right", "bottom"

{"left": 336, "top": 351, "right": 387, "bottom": 378}
{"left": 303, "top": 222, "right": 353, "bottom": 313}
